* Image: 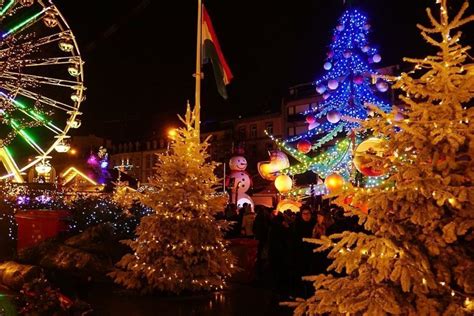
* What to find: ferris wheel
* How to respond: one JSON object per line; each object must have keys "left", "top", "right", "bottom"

{"left": 0, "top": 0, "right": 85, "bottom": 182}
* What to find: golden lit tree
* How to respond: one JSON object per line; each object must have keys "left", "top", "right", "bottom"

{"left": 109, "top": 105, "right": 236, "bottom": 294}
{"left": 285, "top": 1, "right": 474, "bottom": 314}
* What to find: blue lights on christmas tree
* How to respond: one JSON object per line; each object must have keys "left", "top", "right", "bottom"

{"left": 271, "top": 8, "right": 392, "bottom": 197}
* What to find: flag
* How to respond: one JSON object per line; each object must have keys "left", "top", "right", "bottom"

{"left": 202, "top": 5, "right": 233, "bottom": 99}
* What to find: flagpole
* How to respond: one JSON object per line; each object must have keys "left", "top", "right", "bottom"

{"left": 195, "top": 0, "right": 203, "bottom": 136}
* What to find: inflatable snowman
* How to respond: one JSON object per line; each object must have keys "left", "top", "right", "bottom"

{"left": 226, "top": 154, "right": 254, "bottom": 210}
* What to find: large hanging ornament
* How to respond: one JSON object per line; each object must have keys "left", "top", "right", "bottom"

{"left": 316, "top": 84, "right": 326, "bottom": 94}
{"left": 306, "top": 115, "right": 316, "bottom": 125}
{"left": 336, "top": 24, "right": 345, "bottom": 32}
{"left": 328, "top": 79, "right": 339, "bottom": 90}
{"left": 297, "top": 140, "right": 312, "bottom": 154}
{"left": 353, "top": 138, "right": 387, "bottom": 177}
{"left": 343, "top": 50, "right": 352, "bottom": 58}
{"left": 324, "top": 173, "right": 345, "bottom": 192}
{"left": 323, "top": 92, "right": 331, "bottom": 100}
{"left": 258, "top": 151, "right": 290, "bottom": 181}
{"left": 372, "top": 54, "right": 382, "bottom": 63}
{"left": 376, "top": 80, "right": 389, "bottom": 92}
{"left": 324, "top": 62, "right": 332, "bottom": 70}
{"left": 353, "top": 75, "right": 364, "bottom": 85}
{"left": 327, "top": 110, "right": 341, "bottom": 123}
{"left": 275, "top": 175, "right": 293, "bottom": 193}
{"left": 361, "top": 45, "right": 370, "bottom": 53}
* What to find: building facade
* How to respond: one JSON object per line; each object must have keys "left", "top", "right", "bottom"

{"left": 109, "top": 138, "right": 167, "bottom": 183}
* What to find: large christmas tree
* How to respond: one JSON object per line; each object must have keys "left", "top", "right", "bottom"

{"left": 109, "top": 105, "right": 236, "bottom": 294}
{"left": 270, "top": 8, "right": 391, "bottom": 197}
{"left": 285, "top": 0, "right": 474, "bottom": 314}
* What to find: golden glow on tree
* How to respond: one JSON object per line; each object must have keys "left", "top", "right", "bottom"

{"left": 109, "top": 104, "right": 236, "bottom": 294}
{"left": 285, "top": 1, "right": 474, "bottom": 314}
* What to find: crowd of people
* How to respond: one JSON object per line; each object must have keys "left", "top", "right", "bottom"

{"left": 217, "top": 202, "right": 362, "bottom": 299}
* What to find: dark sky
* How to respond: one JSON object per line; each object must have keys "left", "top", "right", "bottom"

{"left": 56, "top": 0, "right": 474, "bottom": 141}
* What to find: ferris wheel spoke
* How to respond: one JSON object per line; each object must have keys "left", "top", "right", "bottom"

{"left": 21, "top": 56, "right": 82, "bottom": 67}
{"left": 0, "top": 0, "right": 16, "bottom": 17}
{"left": 3, "top": 84, "right": 77, "bottom": 112}
{"left": 9, "top": 120, "right": 45, "bottom": 155}
{"left": 31, "top": 30, "right": 74, "bottom": 48}
{"left": 0, "top": 91, "right": 64, "bottom": 135}
{"left": 0, "top": 30, "right": 73, "bottom": 52}
{"left": 1, "top": 6, "right": 51, "bottom": 39}
{"left": 1, "top": 71, "right": 81, "bottom": 89}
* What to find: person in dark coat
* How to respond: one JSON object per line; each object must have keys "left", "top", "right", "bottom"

{"left": 268, "top": 211, "right": 290, "bottom": 297}
{"left": 291, "top": 208, "right": 316, "bottom": 297}
{"left": 253, "top": 205, "right": 270, "bottom": 282}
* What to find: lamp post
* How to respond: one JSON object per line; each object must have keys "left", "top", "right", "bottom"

{"left": 167, "top": 128, "right": 177, "bottom": 152}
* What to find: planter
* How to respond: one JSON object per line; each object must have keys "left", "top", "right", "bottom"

{"left": 15, "top": 210, "right": 71, "bottom": 251}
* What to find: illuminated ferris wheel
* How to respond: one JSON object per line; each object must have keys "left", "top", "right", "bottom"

{"left": 0, "top": 0, "right": 85, "bottom": 182}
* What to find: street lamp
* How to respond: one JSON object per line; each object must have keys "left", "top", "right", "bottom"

{"left": 167, "top": 128, "right": 177, "bottom": 151}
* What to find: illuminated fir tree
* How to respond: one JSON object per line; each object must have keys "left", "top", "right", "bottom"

{"left": 271, "top": 8, "right": 391, "bottom": 197}
{"left": 285, "top": 1, "right": 474, "bottom": 315}
{"left": 109, "top": 105, "right": 236, "bottom": 294}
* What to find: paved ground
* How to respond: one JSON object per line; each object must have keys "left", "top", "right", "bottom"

{"left": 84, "top": 283, "right": 294, "bottom": 316}
{"left": 1, "top": 281, "right": 296, "bottom": 316}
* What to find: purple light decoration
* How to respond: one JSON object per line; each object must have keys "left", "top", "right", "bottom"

{"left": 87, "top": 154, "right": 99, "bottom": 166}
{"left": 17, "top": 195, "right": 30, "bottom": 205}
{"left": 35, "top": 195, "right": 52, "bottom": 204}
{"left": 100, "top": 160, "right": 109, "bottom": 169}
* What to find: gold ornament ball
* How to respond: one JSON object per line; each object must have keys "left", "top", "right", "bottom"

{"left": 324, "top": 173, "right": 345, "bottom": 192}
{"left": 275, "top": 175, "right": 293, "bottom": 193}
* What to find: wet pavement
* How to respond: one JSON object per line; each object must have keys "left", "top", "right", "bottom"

{"left": 85, "top": 283, "right": 294, "bottom": 316}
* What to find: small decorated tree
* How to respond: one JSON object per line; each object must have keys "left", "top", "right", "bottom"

{"left": 286, "top": 1, "right": 474, "bottom": 315}
{"left": 109, "top": 105, "right": 236, "bottom": 294}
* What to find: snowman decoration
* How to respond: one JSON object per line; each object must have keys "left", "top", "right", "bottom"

{"left": 226, "top": 154, "right": 254, "bottom": 210}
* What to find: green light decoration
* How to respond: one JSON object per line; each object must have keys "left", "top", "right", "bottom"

{"left": 0, "top": 0, "right": 15, "bottom": 16}
{"left": 279, "top": 138, "right": 352, "bottom": 177}
{"left": 2, "top": 9, "right": 46, "bottom": 38}
{"left": 7, "top": 95, "right": 58, "bottom": 130}
{"left": 312, "top": 122, "right": 345, "bottom": 149}
{"left": 9, "top": 119, "right": 42, "bottom": 153}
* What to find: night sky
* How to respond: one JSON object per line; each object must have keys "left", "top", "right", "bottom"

{"left": 56, "top": 0, "right": 474, "bottom": 141}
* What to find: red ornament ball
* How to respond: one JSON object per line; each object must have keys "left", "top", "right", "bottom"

{"left": 343, "top": 50, "right": 352, "bottom": 58}
{"left": 297, "top": 140, "right": 312, "bottom": 154}
{"left": 361, "top": 45, "right": 370, "bottom": 53}
{"left": 306, "top": 115, "right": 316, "bottom": 124}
